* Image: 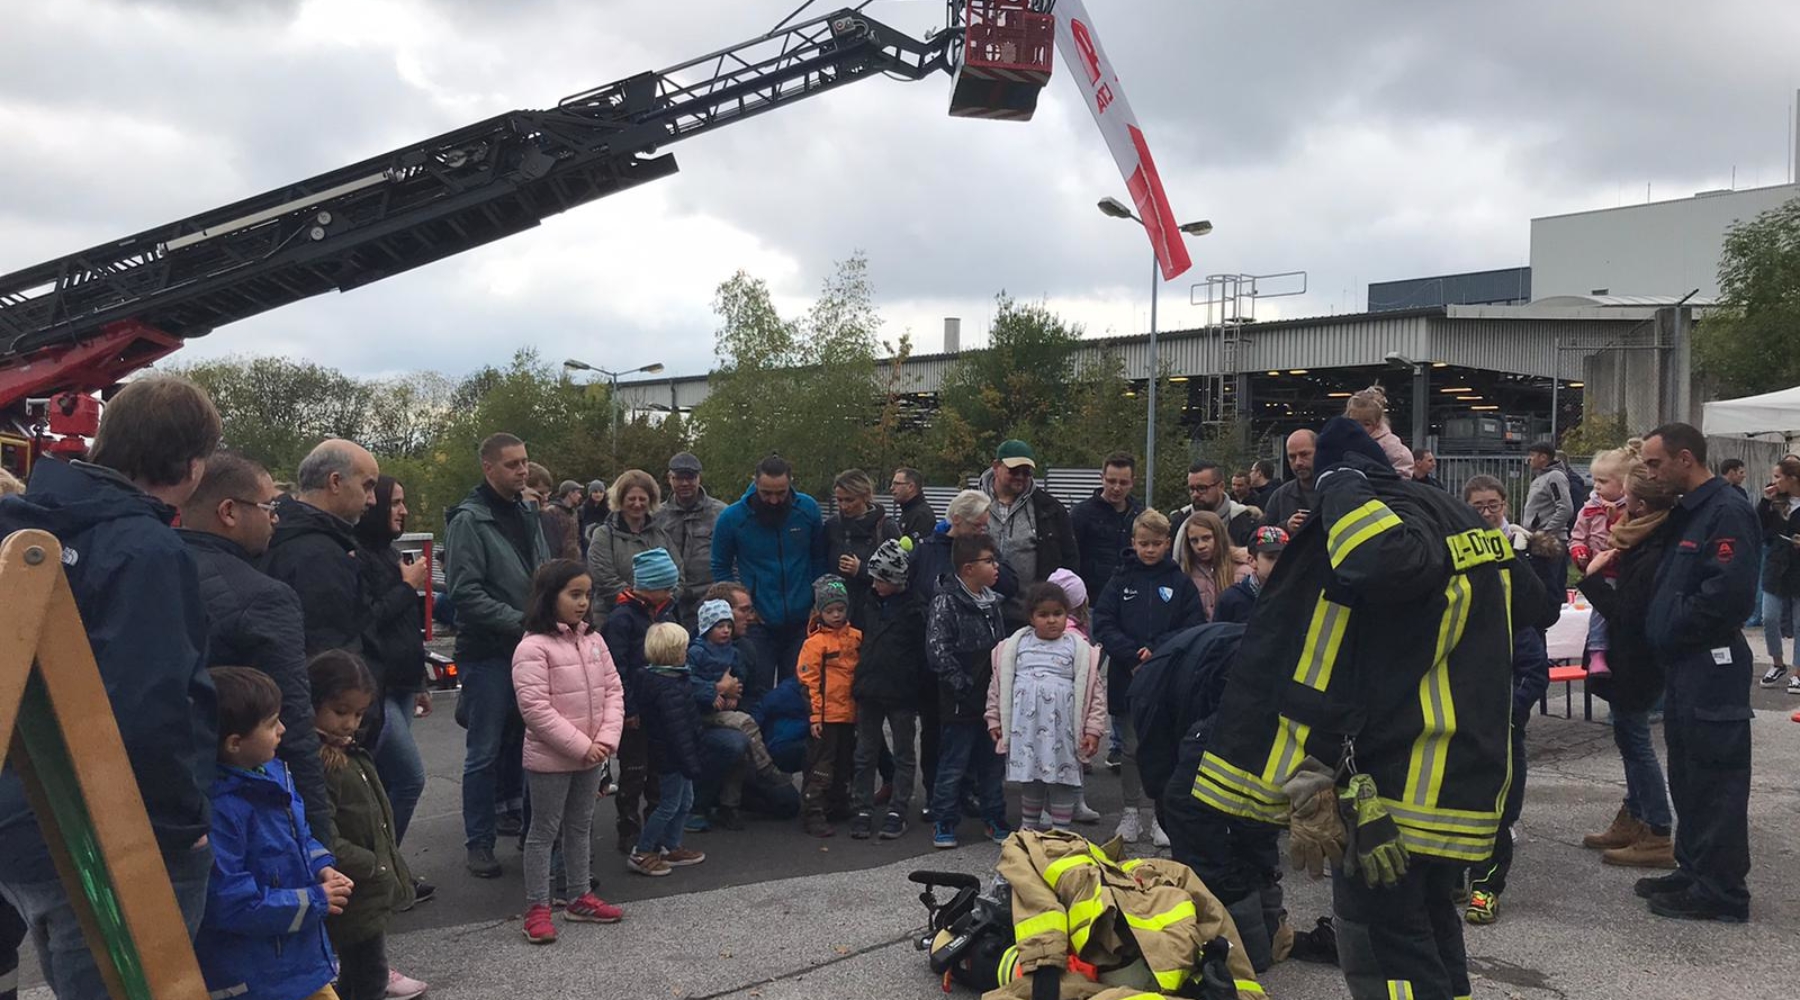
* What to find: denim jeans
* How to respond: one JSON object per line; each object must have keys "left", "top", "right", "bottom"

{"left": 1762, "top": 591, "right": 1800, "bottom": 664}
{"left": 693, "top": 725, "right": 750, "bottom": 813}
{"left": 0, "top": 842, "right": 211, "bottom": 1000}
{"left": 750, "top": 619, "right": 809, "bottom": 681}
{"left": 1611, "top": 708, "right": 1672, "bottom": 831}
{"left": 374, "top": 691, "right": 427, "bottom": 844}
{"left": 637, "top": 772, "right": 694, "bottom": 855}
{"left": 461, "top": 656, "right": 521, "bottom": 849}
{"left": 930, "top": 722, "right": 1006, "bottom": 830}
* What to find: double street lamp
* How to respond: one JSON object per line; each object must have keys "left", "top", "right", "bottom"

{"left": 1097, "top": 197, "right": 1213, "bottom": 510}
{"left": 564, "top": 357, "right": 665, "bottom": 468}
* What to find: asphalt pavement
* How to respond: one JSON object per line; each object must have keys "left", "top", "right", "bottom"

{"left": 16, "top": 627, "right": 1800, "bottom": 999}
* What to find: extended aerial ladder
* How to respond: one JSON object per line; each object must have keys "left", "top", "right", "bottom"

{"left": 0, "top": 1, "right": 1057, "bottom": 473}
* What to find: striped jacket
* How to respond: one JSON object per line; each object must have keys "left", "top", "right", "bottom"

{"left": 1192, "top": 453, "right": 1536, "bottom": 864}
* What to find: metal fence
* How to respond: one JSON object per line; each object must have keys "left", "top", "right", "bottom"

{"left": 1433, "top": 454, "right": 1532, "bottom": 509}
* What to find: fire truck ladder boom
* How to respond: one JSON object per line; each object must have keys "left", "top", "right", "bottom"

{"left": 0, "top": 9, "right": 956, "bottom": 401}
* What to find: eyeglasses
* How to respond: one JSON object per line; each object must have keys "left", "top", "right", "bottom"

{"left": 230, "top": 497, "right": 278, "bottom": 514}
{"left": 1471, "top": 501, "right": 1504, "bottom": 514}
{"left": 968, "top": 556, "right": 999, "bottom": 566}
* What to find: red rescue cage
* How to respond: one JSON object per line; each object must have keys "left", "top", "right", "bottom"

{"left": 949, "top": 0, "right": 1055, "bottom": 121}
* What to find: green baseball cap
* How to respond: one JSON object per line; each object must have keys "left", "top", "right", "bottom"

{"left": 996, "top": 439, "right": 1037, "bottom": 469}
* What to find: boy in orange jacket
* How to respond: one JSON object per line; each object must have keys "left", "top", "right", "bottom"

{"left": 799, "top": 575, "right": 862, "bottom": 837}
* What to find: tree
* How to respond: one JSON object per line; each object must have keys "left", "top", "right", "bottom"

{"left": 169, "top": 355, "right": 370, "bottom": 474}
{"left": 692, "top": 253, "right": 887, "bottom": 495}
{"left": 1695, "top": 196, "right": 1800, "bottom": 394}
{"left": 934, "top": 295, "right": 1083, "bottom": 478}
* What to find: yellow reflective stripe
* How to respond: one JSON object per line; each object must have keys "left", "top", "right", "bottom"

{"left": 1045, "top": 853, "right": 1095, "bottom": 887}
{"left": 1067, "top": 884, "right": 1104, "bottom": 951}
{"left": 1394, "top": 825, "right": 1496, "bottom": 862}
{"left": 1236, "top": 981, "right": 1268, "bottom": 996}
{"left": 1013, "top": 910, "right": 1068, "bottom": 940}
{"left": 1382, "top": 800, "right": 1500, "bottom": 835}
{"left": 1119, "top": 858, "right": 1146, "bottom": 871}
{"left": 1123, "top": 899, "right": 1196, "bottom": 932}
{"left": 1199, "top": 753, "right": 1289, "bottom": 807}
{"left": 1155, "top": 966, "right": 1190, "bottom": 991}
{"left": 1388, "top": 981, "right": 1415, "bottom": 1000}
{"left": 1263, "top": 715, "right": 1313, "bottom": 788}
{"left": 1328, "top": 500, "right": 1403, "bottom": 568}
{"left": 997, "top": 946, "right": 1021, "bottom": 983}
{"left": 1192, "top": 773, "right": 1290, "bottom": 824}
{"left": 1296, "top": 597, "right": 1350, "bottom": 691}
{"left": 1404, "top": 574, "right": 1472, "bottom": 808}
{"left": 1445, "top": 527, "right": 1509, "bottom": 571}
{"left": 1499, "top": 564, "right": 1514, "bottom": 636}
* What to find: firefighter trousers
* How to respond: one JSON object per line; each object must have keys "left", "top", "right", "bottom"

{"left": 1334, "top": 859, "right": 1470, "bottom": 1000}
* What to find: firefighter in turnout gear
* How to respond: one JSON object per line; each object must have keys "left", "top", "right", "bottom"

{"left": 1188, "top": 417, "right": 1544, "bottom": 1000}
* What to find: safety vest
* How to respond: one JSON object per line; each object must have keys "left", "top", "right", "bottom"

{"left": 1191, "top": 455, "right": 1526, "bottom": 864}
{"left": 991, "top": 830, "right": 1265, "bottom": 1000}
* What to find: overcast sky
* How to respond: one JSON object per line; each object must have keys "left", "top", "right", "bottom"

{"left": 4, "top": 0, "right": 1798, "bottom": 381}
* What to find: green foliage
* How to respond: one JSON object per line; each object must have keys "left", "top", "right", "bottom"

{"left": 1695, "top": 196, "right": 1800, "bottom": 394}
{"left": 691, "top": 253, "right": 889, "bottom": 496}
{"left": 168, "top": 356, "right": 371, "bottom": 474}
{"left": 932, "top": 295, "right": 1084, "bottom": 480}
{"left": 1557, "top": 411, "right": 1632, "bottom": 459}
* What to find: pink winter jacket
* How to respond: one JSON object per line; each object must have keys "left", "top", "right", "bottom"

{"left": 512, "top": 623, "right": 626, "bottom": 774}
{"left": 984, "top": 628, "right": 1109, "bottom": 761}
{"left": 1568, "top": 492, "right": 1626, "bottom": 570}
{"left": 1370, "top": 422, "right": 1414, "bottom": 477}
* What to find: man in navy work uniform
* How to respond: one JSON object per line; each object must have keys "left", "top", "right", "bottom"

{"left": 1633, "top": 422, "right": 1759, "bottom": 922}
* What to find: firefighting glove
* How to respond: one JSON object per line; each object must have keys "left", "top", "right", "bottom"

{"left": 1339, "top": 773, "right": 1409, "bottom": 889}
{"left": 1196, "top": 936, "right": 1239, "bottom": 1000}
{"left": 1281, "top": 757, "right": 1346, "bottom": 879}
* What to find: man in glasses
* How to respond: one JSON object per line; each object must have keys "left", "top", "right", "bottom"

{"left": 979, "top": 439, "right": 1077, "bottom": 630}
{"left": 179, "top": 452, "right": 330, "bottom": 840}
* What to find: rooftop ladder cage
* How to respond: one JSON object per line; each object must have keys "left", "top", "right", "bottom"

{"left": 948, "top": 0, "right": 1055, "bottom": 121}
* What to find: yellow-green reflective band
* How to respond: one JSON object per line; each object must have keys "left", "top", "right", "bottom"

{"left": 1445, "top": 527, "right": 1509, "bottom": 571}
{"left": 1382, "top": 800, "right": 1500, "bottom": 836}
{"left": 1199, "top": 754, "right": 1289, "bottom": 806}
{"left": 1192, "top": 770, "right": 1290, "bottom": 824}
{"left": 1013, "top": 910, "right": 1068, "bottom": 940}
{"left": 1236, "top": 980, "right": 1268, "bottom": 996}
{"left": 1405, "top": 575, "right": 1471, "bottom": 807}
{"left": 1119, "top": 858, "right": 1146, "bottom": 871}
{"left": 1124, "top": 900, "right": 1196, "bottom": 932}
{"left": 1395, "top": 826, "right": 1496, "bottom": 862}
{"left": 1328, "top": 500, "right": 1403, "bottom": 568}
{"left": 1068, "top": 885, "right": 1104, "bottom": 951}
{"left": 1388, "top": 981, "right": 1415, "bottom": 1000}
{"left": 997, "top": 946, "right": 1021, "bottom": 983}
{"left": 1045, "top": 853, "right": 1096, "bottom": 887}
{"left": 1155, "top": 966, "right": 1190, "bottom": 990}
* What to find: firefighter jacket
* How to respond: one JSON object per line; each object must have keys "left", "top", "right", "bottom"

{"left": 993, "top": 830, "right": 1264, "bottom": 1000}
{"left": 1191, "top": 452, "right": 1538, "bottom": 866}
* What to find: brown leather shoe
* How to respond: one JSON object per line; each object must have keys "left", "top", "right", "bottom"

{"left": 1603, "top": 832, "right": 1676, "bottom": 869}
{"left": 1582, "top": 806, "right": 1646, "bottom": 850}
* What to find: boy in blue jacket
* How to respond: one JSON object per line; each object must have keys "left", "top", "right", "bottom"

{"left": 1092, "top": 509, "right": 1206, "bottom": 845}
{"left": 197, "top": 667, "right": 352, "bottom": 1000}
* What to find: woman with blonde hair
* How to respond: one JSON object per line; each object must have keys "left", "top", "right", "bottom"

{"left": 1345, "top": 385, "right": 1414, "bottom": 477}
{"left": 1575, "top": 461, "right": 1679, "bottom": 869}
{"left": 586, "top": 468, "right": 670, "bottom": 611}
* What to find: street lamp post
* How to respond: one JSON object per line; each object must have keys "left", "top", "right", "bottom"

{"left": 1097, "top": 198, "right": 1212, "bottom": 510}
{"left": 564, "top": 357, "right": 666, "bottom": 469}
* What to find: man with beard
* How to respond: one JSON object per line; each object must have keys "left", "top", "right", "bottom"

{"left": 711, "top": 454, "right": 826, "bottom": 677}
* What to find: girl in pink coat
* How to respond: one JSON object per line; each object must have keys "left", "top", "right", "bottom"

{"left": 512, "top": 559, "right": 627, "bottom": 942}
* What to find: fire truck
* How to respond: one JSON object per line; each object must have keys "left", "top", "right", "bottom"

{"left": 0, "top": 1, "right": 1057, "bottom": 479}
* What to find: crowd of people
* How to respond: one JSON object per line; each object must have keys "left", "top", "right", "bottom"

{"left": 0, "top": 371, "right": 1788, "bottom": 1000}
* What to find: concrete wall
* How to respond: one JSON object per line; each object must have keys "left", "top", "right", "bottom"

{"left": 1531, "top": 183, "right": 1800, "bottom": 300}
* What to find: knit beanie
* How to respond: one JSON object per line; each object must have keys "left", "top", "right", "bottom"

{"left": 866, "top": 537, "right": 911, "bottom": 587}
{"left": 632, "top": 547, "right": 680, "bottom": 592}
{"left": 1046, "top": 567, "right": 1087, "bottom": 609}
{"left": 813, "top": 574, "right": 849, "bottom": 613}
{"left": 697, "top": 599, "right": 734, "bottom": 638}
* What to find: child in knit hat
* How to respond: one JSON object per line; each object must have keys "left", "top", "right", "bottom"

{"left": 682, "top": 598, "right": 789, "bottom": 831}
{"left": 797, "top": 576, "right": 862, "bottom": 837}
{"left": 600, "top": 547, "right": 681, "bottom": 855}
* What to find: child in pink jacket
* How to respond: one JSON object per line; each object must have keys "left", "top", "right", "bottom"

{"left": 513, "top": 559, "right": 627, "bottom": 942}
{"left": 1570, "top": 445, "right": 1633, "bottom": 677}
{"left": 985, "top": 583, "right": 1109, "bottom": 832}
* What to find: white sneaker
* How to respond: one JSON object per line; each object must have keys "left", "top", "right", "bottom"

{"left": 1788, "top": 675, "right": 1800, "bottom": 696}
{"left": 1073, "top": 798, "right": 1102, "bottom": 824}
{"left": 1115, "top": 808, "right": 1142, "bottom": 844}
{"left": 385, "top": 968, "right": 429, "bottom": 1000}
{"left": 1150, "top": 818, "right": 1170, "bottom": 848}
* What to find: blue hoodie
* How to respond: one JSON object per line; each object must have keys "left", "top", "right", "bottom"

{"left": 1091, "top": 552, "right": 1208, "bottom": 708}
{"left": 196, "top": 759, "right": 337, "bottom": 1000}
{"left": 0, "top": 459, "right": 217, "bottom": 880}
{"left": 709, "top": 484, "right": 826, "bottom": 629}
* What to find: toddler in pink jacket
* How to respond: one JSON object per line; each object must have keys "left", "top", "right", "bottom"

{"left": 512, "top": 559, "right": 627, "bottom": 943}
{"left": 1570, "top": 445, "right": 1634, "bottom": 678}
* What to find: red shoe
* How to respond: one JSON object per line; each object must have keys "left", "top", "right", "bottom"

{"left": 522, "top": 903, "right": 557, "bottom": 944}
{"left": 1790, "top": 709, "right": 1800, "bottom": 724}
{"left": 565, "top": 893, "right": 623, "bottom": 924}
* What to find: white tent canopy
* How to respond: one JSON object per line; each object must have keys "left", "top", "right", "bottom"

{"left": 1703, "top": 384, "right": 1800, "bottom": 441}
